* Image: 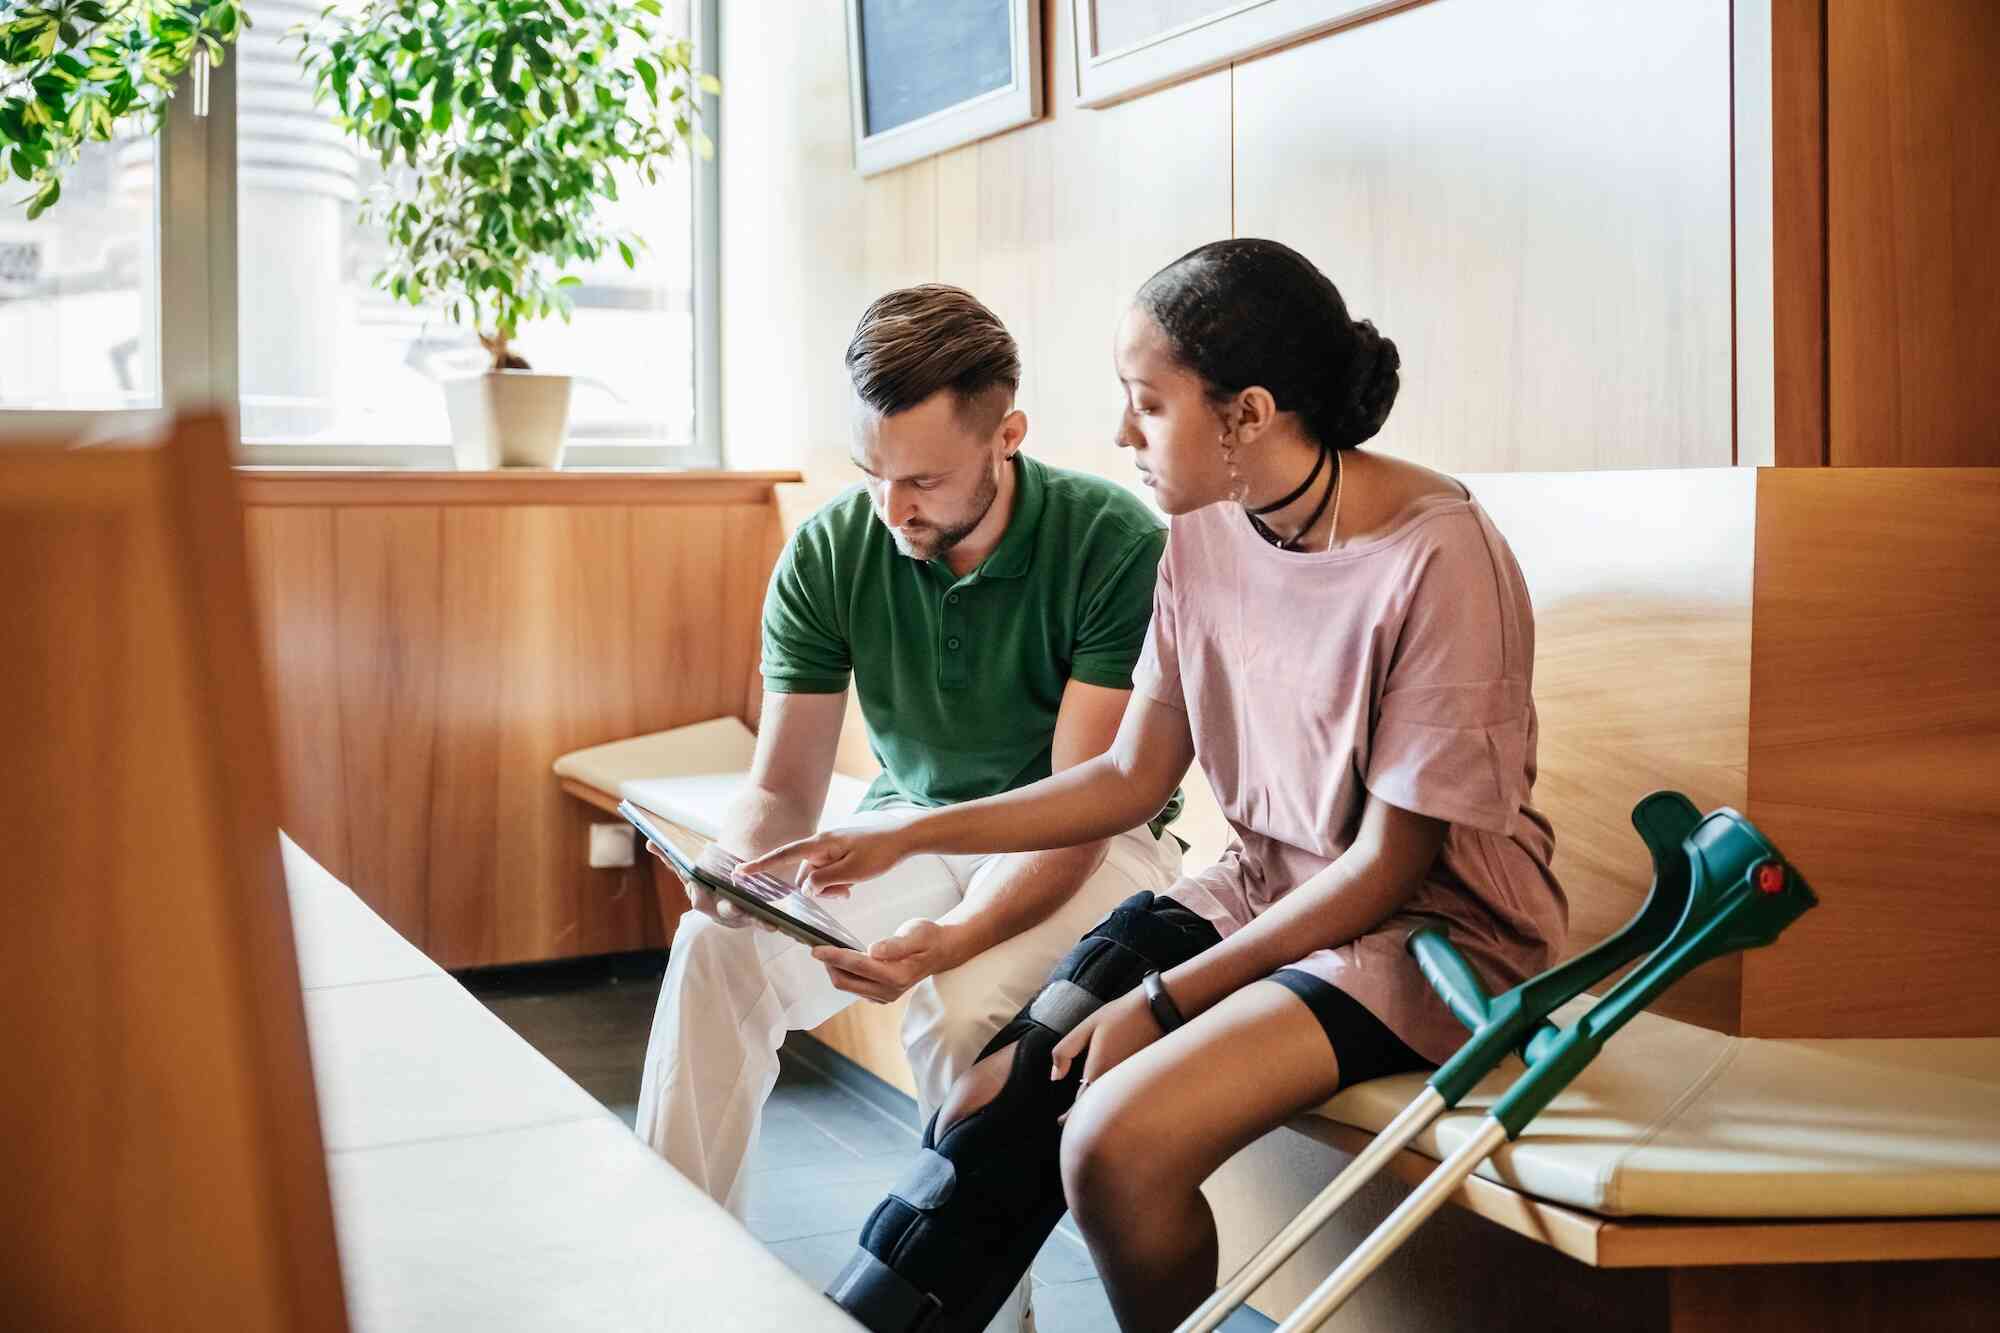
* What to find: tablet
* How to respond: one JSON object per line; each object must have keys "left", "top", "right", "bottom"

{"left": 616, "top": 801, "right": 863, "bottom": 952}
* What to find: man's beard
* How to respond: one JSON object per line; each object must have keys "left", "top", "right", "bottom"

{"left": 891, "top": 460, "right": 1000, "bottom": 561}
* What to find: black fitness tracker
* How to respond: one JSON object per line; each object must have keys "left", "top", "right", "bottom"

{"left": 1142, "top": 969, "right": 1185, "bottom": 1033}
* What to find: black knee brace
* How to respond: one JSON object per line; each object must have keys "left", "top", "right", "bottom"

{"left": 825, "top": 891, "right": 1222, "bottom": 1333}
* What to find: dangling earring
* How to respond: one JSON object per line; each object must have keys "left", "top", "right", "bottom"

{"left": 1220, "top": 430, "right": 1249, "bottom": 505}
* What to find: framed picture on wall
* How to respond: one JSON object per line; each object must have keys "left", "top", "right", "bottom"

{"left": 846, "top": 0, "right": 1044, "bottom": 177}
{"left": 1072, "top": 0, "right": 1419, "bottom": 108}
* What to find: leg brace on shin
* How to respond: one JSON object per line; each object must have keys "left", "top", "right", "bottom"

{"left": 826, "top": 891, "right": 1223, "bottom": 1333}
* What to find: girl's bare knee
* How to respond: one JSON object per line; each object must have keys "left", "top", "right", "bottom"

{"left": 1060, "top": 1095, "right": 1156, "bottom": 1227}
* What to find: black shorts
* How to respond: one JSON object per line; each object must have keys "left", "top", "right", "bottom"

{"left": 1270, "top": 968, "right": 1431, "bottom": 1087}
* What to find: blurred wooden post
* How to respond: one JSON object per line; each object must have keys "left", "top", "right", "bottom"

{"left": 0, "top": 417, "right": 347, "bottom": 1332}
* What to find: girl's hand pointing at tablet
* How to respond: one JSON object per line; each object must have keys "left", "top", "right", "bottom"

{"left": 739, "top": 819, "right": 919, "bottom": 899}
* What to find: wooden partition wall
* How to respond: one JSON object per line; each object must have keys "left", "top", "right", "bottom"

{"left": 241, "top": 470, "right": 797, "bottom": 970}
{"left": 1, "top": 420, "right": 346, "bottom": 1332}
{"left": 1745, "top": 468, "right": 2000, "bottom": 1037}
{"left": 1774, "top": 0, "right": 2000, "bottom": 469}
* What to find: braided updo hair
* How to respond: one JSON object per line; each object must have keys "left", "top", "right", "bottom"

{"left": 1134, "top": 239, "right": 1399, "bottom": 450}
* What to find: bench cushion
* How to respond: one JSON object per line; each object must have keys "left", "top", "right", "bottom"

{"left": 279, "top": 831, "right": 861, "bottom": 1331}
{"left": 1310, "top": 996, "right": 2000, "bottom": 1219}
{"left": 553, "top": 717, "right": 871, "bottom": 838}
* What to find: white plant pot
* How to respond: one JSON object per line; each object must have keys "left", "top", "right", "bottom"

{"left": 442, "top": 371, "right": 574, "bottom": 470}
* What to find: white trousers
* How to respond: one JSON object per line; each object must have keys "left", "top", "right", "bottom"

{"left": 634, "top": 810, "right": 1182, "bottom": 1217}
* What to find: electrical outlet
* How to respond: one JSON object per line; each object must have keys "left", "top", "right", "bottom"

{"left": 589, "top": 822, "right": 637, "bottom": 869}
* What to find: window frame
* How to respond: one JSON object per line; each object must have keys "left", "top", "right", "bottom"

{"left": 1, "top": 0, "right": 723, "bottom": 470}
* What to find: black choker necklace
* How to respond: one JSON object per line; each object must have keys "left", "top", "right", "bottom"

{"left": 1247, "top": 445, "right": 1338, "bottom": 551}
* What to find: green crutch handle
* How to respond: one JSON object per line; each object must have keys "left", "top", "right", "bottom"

{"left": 1408, "top": 928, "right": 1492, "bottom": 1034}
{"left": 1487, "top": 806, "right": 1817, "bottom": 1137}
{"left": 1415, "top": 790, "right": 1705, "bottom": 1105}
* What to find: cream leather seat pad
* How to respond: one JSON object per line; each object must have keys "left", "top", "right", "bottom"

{"left": 553, "top": 716, "right": 868, "bottom": 838}
{"left": 279, "top": 830, "right": 861, "bottom": 1331}
{"left": 1309, "top": 998, "right": 2000, "bottom": 1218}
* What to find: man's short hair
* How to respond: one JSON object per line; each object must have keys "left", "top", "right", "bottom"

{"left": 845, "top": 284, "right": 1021, "bottom": 432}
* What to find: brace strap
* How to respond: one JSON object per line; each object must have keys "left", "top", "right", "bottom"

{"left": 1026, "top": 979, "right": 1101, "bottom": 1037}
{"left": 827, "top": 1250, "right": 943, "bottom": 1333}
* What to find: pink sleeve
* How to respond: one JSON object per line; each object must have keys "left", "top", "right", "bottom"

{"left": 1131, "top": 521, "right": 1185, "bottom": 712}
{"left": 1364, "top": 520, "right": 1534, "bottom": 836}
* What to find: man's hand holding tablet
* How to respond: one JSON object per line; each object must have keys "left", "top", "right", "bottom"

{"left": 667, "top": 840, "right": 761, "bottom": 930}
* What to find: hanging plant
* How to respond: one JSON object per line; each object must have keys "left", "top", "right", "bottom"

{"left": 0, "top": 0, "right": 245, "bottom": 218}
{"left": 293, "top": 0, "right": 715, "bottom": 371}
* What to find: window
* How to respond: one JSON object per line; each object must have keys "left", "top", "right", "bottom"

{"left": 0, "top": 137, "right": 161, "bottom": 414}
{"left": 0, "top": 0, "right": 721, "bottom": 468}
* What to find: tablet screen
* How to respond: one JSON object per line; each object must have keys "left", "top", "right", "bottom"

{"left": 617, "top": 802, "right": 863, "bottom": 951}
{"left": 698, "top": 846, "right": 863, "bottom": 949}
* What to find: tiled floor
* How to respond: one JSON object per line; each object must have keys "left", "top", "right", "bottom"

{"left": 464, "top": 956, "right": 1273, "bottom": 1333}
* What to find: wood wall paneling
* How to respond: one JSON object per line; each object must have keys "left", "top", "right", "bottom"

{"left": 1771, "top": 0, "right": 1828, "bottom": 467}
{"left": 247, "top": 487, "right": 791, "bottom": 970}
{"left": 3, "top": 422, "right": 347, "bottom": 1333}
{"left": 334, "top": 508, "right": 443, "bottom": 948}
{"left": 1826, "top": 0, "right": 2000, "bottom": 467}
{"left": 1668, "top": 1260, "right": 2000, "bottom": 1333}
{"left": 848, "top": 4, "right": 1232, "bottom": 490}
{"left": 246, "top": 506, "right": 351, "bottom": 888}
{"left": 1745, "top": 468, "right": 2000, "bottom": 1037}
{"left": 1230, "top": 0, "right": 1735, "bottom": 474}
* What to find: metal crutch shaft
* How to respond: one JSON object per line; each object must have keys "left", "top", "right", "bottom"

{"left": 1272, "top": 1118, "right": 1512, "bottom": 1333}
{"left": 1176, "top": 1086, "right": 1447, "bottom": 1333}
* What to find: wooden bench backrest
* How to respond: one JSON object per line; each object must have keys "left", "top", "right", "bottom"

{"left": 0, "top": 418, "right": 347, "bottom": 1330}
{"left": 1466, "top": 469, "right": 1757, "bottom": 1031}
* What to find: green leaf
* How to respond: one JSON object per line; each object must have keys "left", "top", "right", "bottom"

{"left": 617, "top": 238, "right": 634, "bottom": 268}
{"left": 25, "top": 177, "right": 58, "bottom": 220}
{"left": 697, "top": 73, "right": 720, "bottom": 95}
{"left": 633, "top": 56, "right": 657, "bottom": 104}
{"left": 556, "top": 274, "right": 581, "bottom": 287}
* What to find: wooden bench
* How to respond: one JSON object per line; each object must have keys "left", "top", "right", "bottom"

{"left": 555, "top": 465, "right": 2000, "bottom": 1329}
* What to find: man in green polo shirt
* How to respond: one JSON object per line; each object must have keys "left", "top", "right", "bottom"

{"left": 635, "top": 288, "right": 1179, "bottom": 1326}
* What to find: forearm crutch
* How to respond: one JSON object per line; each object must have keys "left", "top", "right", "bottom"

{"left": 1178, "top": 794, "right": 1819, "bottom": 1333}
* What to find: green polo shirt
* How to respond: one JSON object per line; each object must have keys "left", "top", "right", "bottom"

{"left": 760, "top": 452, "right": 1179, "bottom": 830}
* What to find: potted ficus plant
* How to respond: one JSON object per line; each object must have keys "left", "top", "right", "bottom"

{"left": 294, "top": 0, "right": 714, "bottom": 469}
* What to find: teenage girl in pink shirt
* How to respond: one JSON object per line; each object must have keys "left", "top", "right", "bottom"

{"left": 750, "top": 239, "right": 1565, "bottom": 1332}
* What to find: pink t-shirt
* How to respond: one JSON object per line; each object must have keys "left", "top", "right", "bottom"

{"left": 1134, "top": 489, "right": 1567, "bottom": 1064}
